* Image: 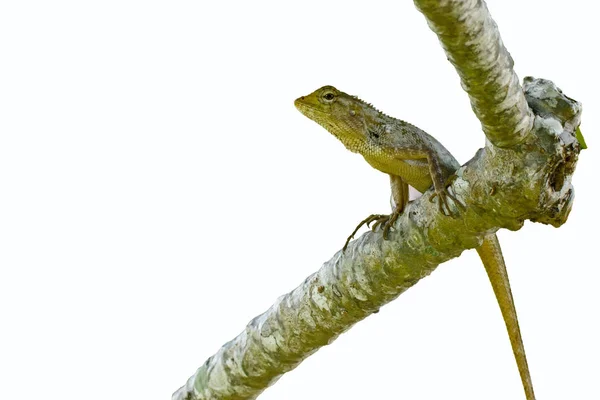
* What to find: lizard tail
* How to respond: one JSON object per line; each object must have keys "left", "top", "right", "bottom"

{"left": 477, "top": 234, "right": 536, "bottom": 400}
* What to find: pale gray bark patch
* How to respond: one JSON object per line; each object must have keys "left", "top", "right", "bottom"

{"left": 173, "top": 78, "right": 582, "bottom": 400}
{"left": 413, "top": 0, "right": 534, "bottom": 147}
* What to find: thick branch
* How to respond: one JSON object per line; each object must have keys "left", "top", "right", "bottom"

{"left": 173, "top": 79, "right": 580, "bottom": 400}
{"left": 413, "top": 0, "right": 534, "bottom": 147}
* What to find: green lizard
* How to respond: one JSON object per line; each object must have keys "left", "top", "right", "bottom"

{"left": 295, "top": 85, "right": 536, "bottom": 400}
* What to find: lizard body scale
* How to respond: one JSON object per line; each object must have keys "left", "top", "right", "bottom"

{"left": 295, "top": 85, "right": 535, "bottom": 400}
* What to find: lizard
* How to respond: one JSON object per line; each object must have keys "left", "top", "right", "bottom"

{"left": 295, "top": 85, "right": 536, "bottom": 400}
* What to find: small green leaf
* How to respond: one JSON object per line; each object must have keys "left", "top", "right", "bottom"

{"left": 575, "top": 126, "right": 587, "bottom": 149}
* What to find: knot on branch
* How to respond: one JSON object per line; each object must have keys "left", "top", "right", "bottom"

{"left": 524, "top": 77, "right": 582, "bottom": 132}
{"left": 522, "top": 77, "right": 582, "bottom": 227}
{"left": 461, "top": 77, "right": 582, "bottom": 231}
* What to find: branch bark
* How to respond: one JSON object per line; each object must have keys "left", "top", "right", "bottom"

{"left": 172, "top": 2, "right": 582, "bottom": 399}
{"left": 413, "top": 0, "right": 534, "bottom": 147}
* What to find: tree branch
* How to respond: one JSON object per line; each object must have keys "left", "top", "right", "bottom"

{"left": 413, "top": 0, "right": 534, "bottom": 147}
{"left": 173, "top": 1, "right": 583, "bottom": 398}
{"left": 173, "top": 77, "right": 581, "bottom": 399}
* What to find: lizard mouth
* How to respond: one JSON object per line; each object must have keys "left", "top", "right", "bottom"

{"left": 294, "top": 97, "right": 311, "bottom": 110}
{"left": 294, "top": 103, "right": 331, "bottom": 130}
{"left": 294, "top": 99, "right": 328, "bottom": 118}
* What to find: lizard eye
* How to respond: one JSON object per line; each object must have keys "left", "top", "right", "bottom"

{"left": 323, "top": 92, "right": 335, "bottom": 101}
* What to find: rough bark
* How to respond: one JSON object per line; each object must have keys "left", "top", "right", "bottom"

{"left": 413, "top": 0, "right": 534, "bottom": 147}
{"left": 172, "top": 1, "right": 582, "bottom": 399}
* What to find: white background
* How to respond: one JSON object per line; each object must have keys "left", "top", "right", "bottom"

{"left": 1, "top": 1, "right": 598, "bottom": 399}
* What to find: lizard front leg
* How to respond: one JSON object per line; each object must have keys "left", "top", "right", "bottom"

{"left": 426, "top": 150, "right": 464, "bottom": 216}
{"left": 343, "top": 175, "right": 408, "bottom": 251}
{"left": 378, "top": 174, "right": 409, "bottom": 236}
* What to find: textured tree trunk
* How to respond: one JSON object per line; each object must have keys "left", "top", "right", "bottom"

{"left": 172, "top": 1, "right": 582, "bottom": 399}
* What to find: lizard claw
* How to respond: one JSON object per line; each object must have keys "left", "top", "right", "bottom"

{"left": 343, "top": 214, "right": 387, "bottom": 251}
{"left": 429, "top": 185, "right": 464, "bottom": 217}
{"left": 343, "top": 204, "right": 405, "bottom": 251}
{"left": 381, "top": 203, "right": 404, "bottom": 238}
{"left": 370, "top": 217, "right": 387, "bottom": 232}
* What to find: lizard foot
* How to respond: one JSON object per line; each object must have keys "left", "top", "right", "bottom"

{"left": 343, "top": 206, "right": 404, "bottom": 251}
{"left": 343, "top": 214, "right": 387, "bottom": 251}
{"left": 429, "top": 184, "right": 465, "bottom": 217}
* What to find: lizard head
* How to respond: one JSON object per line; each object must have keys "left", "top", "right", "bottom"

{"left": 294, "top": 85, "right": 376, "bottom": 153}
